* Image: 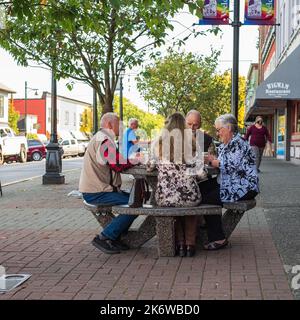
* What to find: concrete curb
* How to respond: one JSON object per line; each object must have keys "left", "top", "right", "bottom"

{"left": 2, "top": 168, "right": 80, "bottom": 187}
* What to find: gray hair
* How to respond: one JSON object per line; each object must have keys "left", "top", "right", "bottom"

{"left": 215, "top": 114, "right": 238, "bottom": 133}
{"left": 100, "top": 112, "right": 118, "bottom": 127}
{"left": 128, "top": 118, "right": 138, "bottom": 126}
{"left": 186, "top": 110, "right": 201, "bottom": 119}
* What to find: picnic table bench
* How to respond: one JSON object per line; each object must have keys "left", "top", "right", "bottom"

{"left": 83, "top": 165, "right": 256, "bottom": 256}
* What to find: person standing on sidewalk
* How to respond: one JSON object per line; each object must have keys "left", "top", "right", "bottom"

{"left": 79, "top": 113, "right": 140, "bottom": 254}
{"left": 244, "top": 116, "right": 272, "bottom": 173}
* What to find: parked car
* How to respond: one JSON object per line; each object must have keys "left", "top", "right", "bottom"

{"left": 59, "top": 138, "right": 85, "bottom": 158}
{"left": 70, "top": 130, "right": 90, "bottom": 152}
{"left": 27, "top": 139, "right": 47, "bottom": 161}
{"left": 0, "top": 125, "right": 28, "bottom": 165}
{"left": 37, "top": 134, "right": 49, "bottom": 146}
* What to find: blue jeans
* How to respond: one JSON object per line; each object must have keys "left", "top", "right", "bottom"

{"left": 82, "top": 192, "right": 136, "bottom": 241}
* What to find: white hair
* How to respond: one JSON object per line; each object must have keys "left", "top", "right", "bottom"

{"left": 186, "top": 110, "right": 201, "bottom": 119}
{"left": 100, "top": 112, "right": 118, "bottom": 127}
{"left": 215, "top": 114, "right": 238, "bottom": 133}
{"left": 128, "top": 118, "right": 138, "bottom": 126}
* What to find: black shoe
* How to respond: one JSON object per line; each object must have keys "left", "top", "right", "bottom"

{"left": 203, "top": 239, "right": 228, "bottom": 251}
{"left": 176, "top": 244, "right": 186, "bottom": 257}
{"left": 92, "top": 235, "right": 120, "bottom": 254}
{"left": 112, "top": 238, "right": 130, "bottom": 251}
{"left": 186, "top": 245, "right": 195, "bottom": 257}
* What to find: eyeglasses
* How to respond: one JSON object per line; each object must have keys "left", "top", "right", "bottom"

{"left": 215, "top": 127, "right": 224, "bottom": 133}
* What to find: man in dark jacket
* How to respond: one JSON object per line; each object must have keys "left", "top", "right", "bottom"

{"left": 185, "top": 110, "right": 214, "bottom": 152}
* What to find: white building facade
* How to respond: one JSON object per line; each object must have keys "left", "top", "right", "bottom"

{"left": 275, "top": 0, "right": 300, "bottom": 163}
{"left": 44, "top": 92, "right": 91, "bottom": 140}
{"left": 276, "top": 0, "right": 300, "bottom": 64}
{"left": 0, "top": 83, "right": 15, "bottom": 126}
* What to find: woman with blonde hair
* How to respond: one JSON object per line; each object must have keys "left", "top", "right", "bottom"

{"left": 150, "top": 112, "right": 202, "bottom": 257}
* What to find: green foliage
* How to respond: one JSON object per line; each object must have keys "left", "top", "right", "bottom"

{"left": 113, "top": 95, "right": 165, "bottom": 137}
{"left": 8, "top": 99, "right": 19, "bottom": 134}
{"left": 0, "top": 0, "right": 207, "bottom": 114}
{"left": 137, "top": 51, "right": 246, "bottom": 135}
{"left": 26, "top": 132, "right": 39, "bottom": 139}
{"left": 238, "top": 75, "right": 246, "bottom": 129}
{"left": 80, "top": 107, "right": 93, "bottom": 134}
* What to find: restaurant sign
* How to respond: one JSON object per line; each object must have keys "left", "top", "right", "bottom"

{"left": 265, "top": 82, "right": 291, "bottom": 98}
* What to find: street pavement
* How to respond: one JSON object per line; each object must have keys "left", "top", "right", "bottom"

{"left": 0, "top": 158, "right": 83, "bottom": 185}
{"left": 258, "top": 158, "right": 300, "bottom": 300}
{"left": 0, "top": 158, "right": 298, "bottom": 300}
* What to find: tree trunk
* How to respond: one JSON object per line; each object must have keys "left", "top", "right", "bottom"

{"left": 102, "top": 90, "right": 114, "bottom": 115}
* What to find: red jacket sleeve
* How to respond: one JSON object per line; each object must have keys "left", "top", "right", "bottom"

{"left": 244, "top": 126, "right": 252, "bottom": 141}
{"left": 99, "top": 139, "right": 134, "bottom": 172}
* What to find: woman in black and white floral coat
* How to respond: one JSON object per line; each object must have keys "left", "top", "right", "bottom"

{"left": 203, "top": 114, "right": 259, "bottom": 250}
{"left": 150, "top": 112, "right": 204, "bottom": 257}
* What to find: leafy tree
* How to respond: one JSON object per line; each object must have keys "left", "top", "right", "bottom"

{"left": 8, "top": 99, "right": 19, "bottom": 133}
{"left": 206, "top": 71, "right": 246, "bottom": 132}
{"left": 137, "top": 51, "right": 246, "bottom": 135}
{"left": 26, "top": 132, "right": 39, "bottom": 139}
{"left": 237, "top": 75, "right": 246, "bottom": 129}
{"left": 80, "top": 107, "right": 92, "bottom": 134}
{"left": 0, "top": 0, "right": 210, "bottom": 114}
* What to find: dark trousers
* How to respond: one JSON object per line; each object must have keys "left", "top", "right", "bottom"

{"left": 199, "top": 178, "right": 258, "bottom": 242}
{"left": 252, "top": 146, "right": 265, "bottom": 170}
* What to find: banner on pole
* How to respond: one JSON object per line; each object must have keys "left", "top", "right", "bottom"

{"left": 0, "top": 6, "right": 6, "bottom": 30}
{"left": 244, "top": 0, "right": 275, "bottom": 25}
{"left": 198, "top": 0, "right": 230, "bottom": 25}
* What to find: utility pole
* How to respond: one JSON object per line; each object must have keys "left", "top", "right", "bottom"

{"left": 231, "top": 0, "right": 241, "bottom": 121}
{"left": 24, "top": 81, "right": 27, "bottom": 135}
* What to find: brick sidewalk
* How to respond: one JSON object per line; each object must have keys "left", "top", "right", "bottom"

{"left": 0, "top": 170, "right": 293, "bottom": 300}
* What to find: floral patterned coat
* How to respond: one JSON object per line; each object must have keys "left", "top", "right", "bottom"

{"left": 155, "top": 162, "right": 202, "bottom": 207}
{"left": 218, "top": 133, "right": 259, "bottom": 202}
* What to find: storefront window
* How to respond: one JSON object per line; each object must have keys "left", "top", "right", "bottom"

{"left": 297, "top": 104, "right": 300, "bottom": 132}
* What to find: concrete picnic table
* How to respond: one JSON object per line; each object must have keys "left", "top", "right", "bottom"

{"left": 124, "top": 164, "right": 219, "bottom": 206}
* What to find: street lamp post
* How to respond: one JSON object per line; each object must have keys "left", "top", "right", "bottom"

{"left": 119, "top": 67, "right": 125, "bottom": 123}
{"left": 231, "top": 0, "right": 241, "bottom": 121}
{"left": 42, "top": 69, "right": 65, "bottom": 185}
{"left": 24, "top": 81, "right": 38, "bottom": 136}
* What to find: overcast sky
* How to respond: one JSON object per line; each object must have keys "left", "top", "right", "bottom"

{"left": 0, "top": 5, "right": 259, "bottom": 112}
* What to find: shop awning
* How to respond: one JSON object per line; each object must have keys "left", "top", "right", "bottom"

{"left": 246, "top": 44, "right": 300, "bottom": 119}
